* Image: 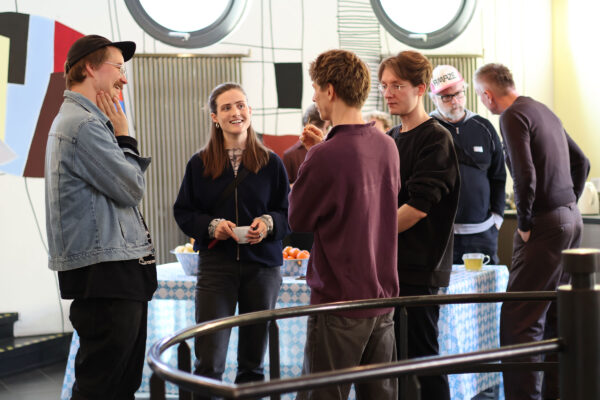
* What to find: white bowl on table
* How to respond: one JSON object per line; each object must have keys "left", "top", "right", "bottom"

{"left": 170, "top": 250, "right": 199, "bottom": 275}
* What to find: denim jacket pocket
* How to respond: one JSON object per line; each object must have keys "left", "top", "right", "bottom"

{"left": 118, "top": 207, "right": 147, "bottom": 246}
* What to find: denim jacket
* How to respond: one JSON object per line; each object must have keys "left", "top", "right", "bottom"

{"left": 45, "top": 90, "right": 154, "bottom": 271}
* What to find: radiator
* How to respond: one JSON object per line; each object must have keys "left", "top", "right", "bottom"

{"left": 129, "top": 54, "right": 242, "bottom": 264}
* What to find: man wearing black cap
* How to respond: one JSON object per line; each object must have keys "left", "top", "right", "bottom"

{"left": 45, "top": 35, "right": 156, "bottom": 399}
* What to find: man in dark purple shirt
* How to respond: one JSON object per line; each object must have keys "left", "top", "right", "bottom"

{"left": 474, "top": 63, "right": 589, "bottom": 400}
{"left": 289, "top": 49, "right": 400, "bottom": 400}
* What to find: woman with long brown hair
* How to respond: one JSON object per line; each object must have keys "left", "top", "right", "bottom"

{"left": 174, "top": 82, "right": 290, "bottom": 396}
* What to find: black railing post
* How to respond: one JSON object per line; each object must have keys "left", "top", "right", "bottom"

{"left": 399, "top": 306, "right": 407, "bottom": 399}
{"left": 150, "top": 372, "right": 166, "bottom": 400}
{"left": 178, "top": 341, "right": 192, "bottom": 400}
{"left": 558, "top": 248, "right": 600, "bottom": 400}
{"left": 268, "top": 320, "right": 281, "bottom": 400}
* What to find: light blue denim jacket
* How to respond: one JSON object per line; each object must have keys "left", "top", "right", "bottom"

{"left": 45, "top": 90, "right": 154, "bottom": 271}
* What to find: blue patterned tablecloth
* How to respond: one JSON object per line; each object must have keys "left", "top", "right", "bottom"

{"left": 62, "top": 263, "right": 508, "bottom": 400}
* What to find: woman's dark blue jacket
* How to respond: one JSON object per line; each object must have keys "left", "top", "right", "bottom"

{"left": 174, "top": 151, "right": 290, "bottom": 267}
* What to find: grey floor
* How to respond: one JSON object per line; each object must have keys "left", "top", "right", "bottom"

{"left": 0, "top": 358, "right": 499, "bottom": 400}
{"left": 0, "top": 360, "right": 176, "bottom": 400}
{"left": 0, "top": 360, "right": 67, "bottom": 400}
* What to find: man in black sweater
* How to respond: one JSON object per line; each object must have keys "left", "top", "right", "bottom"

{"left": 474, "top": 63, "right": 589, "bottom": 400}
{"left": 379, "top": 50, "right": 460, "bottom": 400}
{"left": 429, "top": 65, "right": 506, "bottom": 265}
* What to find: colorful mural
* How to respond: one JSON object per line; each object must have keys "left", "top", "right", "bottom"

{"left": 0, "top": 12, "right": 83, "bottom": 177}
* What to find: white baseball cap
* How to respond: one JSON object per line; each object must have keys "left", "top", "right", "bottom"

{"left": 430, "top": 65, "right": 464, "bottom": 94}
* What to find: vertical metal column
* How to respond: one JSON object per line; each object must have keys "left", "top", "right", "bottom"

{"left": 558, "top": 248, "right": 600, "bottom": 400}
{"left": 268, "top": 320, "right": 281, "bottom": 400}
{"left": 150, "top": 372, "right": 166, "bottom": 400}
{"left": 178, "top": 342, "right": 192, "bottom": 400}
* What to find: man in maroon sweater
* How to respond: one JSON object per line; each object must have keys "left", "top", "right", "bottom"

{"left": 289, "top": 49, "right": 400, "bottom": 400}
{"left": 474, "top": 63, "right": 589, "bottom": 400}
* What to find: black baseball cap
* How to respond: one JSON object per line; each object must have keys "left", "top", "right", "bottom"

{"left": 65, "top": 35, "right": 136, "bottom": 73}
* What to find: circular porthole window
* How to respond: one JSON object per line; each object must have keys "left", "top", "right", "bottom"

{"left": 370, "top": 0, "right": 477, "bottom": 49}
{"left": 124, "top": 0, "right": 249, "bottom": 48}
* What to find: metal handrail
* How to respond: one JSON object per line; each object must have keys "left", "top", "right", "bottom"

{"left": 148, "top": 291, "right": 556, "bottom": 398}
{"left": 154, "top": 291, "right": 556, "bottom": 345}
{"left": 152, "top": 339, "right": 560, "bottom": 399}
{"left": 147, "top": 249, "right": 600, "bottom": 400}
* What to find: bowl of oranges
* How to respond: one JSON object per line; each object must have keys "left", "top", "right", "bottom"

{"left": 281, "top": 246, "right": 310, "bottom": 277}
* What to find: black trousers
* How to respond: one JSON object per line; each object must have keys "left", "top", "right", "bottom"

{"left": 501, "top": 203, "right": 582, "bottom": 400}
{"left": 395, "top": 283, "right": 450, "bottom": 400}
{"left": 453, "top": 225, "right": 500, "bottom": 265}
{"left": 193, "top": 251, "right": 282, "bottom": 400}
{"left": 70, "top": 298, "right": 148, "bottom": 400}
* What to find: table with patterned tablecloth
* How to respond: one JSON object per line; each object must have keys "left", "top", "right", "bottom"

{"left": 439, "top": 265, "right": 509, "bottom": 399}
{"left": 62, "top": 263, "right": 508, "bottom": 400}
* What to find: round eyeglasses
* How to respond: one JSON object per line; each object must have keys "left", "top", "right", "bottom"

{"left": 377, "top": 83, "right": 407, "bottom": 94}
{"left": 104, "top": 61, "right": 127, "bottom": 77}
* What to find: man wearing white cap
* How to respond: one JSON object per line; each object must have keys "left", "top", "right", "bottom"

{"left": 429, "top": 65, "right": 506, "bottom": 266}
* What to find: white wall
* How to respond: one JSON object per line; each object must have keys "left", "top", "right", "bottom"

{"left": 0, "top": 174, "right": 71, "bottom": 335}
{"left": 554, "top": 0, "right": 600, "bottom": 177}
{"left": 0, "top": 0, "right": 553, "bottom": 335}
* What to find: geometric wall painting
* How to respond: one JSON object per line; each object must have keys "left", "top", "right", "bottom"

{"left": 24, "top": 72, "right": 66, "bottom": 177}
{"left": 54, "top": 21, "right": 84, "bottom": 74}
{"left": 0, "top": 12, "right": 29, "bottom": 85}
{"left": 0, "top": 35, "right": 12, "bottom": 165}
{"left": 274, "top": 62, "right": 303, "bottom": 109}
{"left": 0, "top": 12, "right": 83, "bottom": 177}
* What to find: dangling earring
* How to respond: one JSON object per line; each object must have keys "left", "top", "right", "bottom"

{"left": 215, "top": 122, "right": 220, "bottom": 129}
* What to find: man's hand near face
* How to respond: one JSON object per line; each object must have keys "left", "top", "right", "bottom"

{"left": 300, "top": 124, "right": 325, "bottom": 151}
{"left": 97, "top": 91, "right": 128, "bottom": 136}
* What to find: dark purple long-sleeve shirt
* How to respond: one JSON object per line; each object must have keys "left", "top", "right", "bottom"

{"left": 500, "top": 96, "right": 590, "bottom": 231}
{"left": 288, "top": 123, "right": 400, "bottom": 318}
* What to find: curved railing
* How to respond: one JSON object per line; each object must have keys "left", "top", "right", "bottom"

{"left": 148, "top": 249, "right": 600, "bottom": 400}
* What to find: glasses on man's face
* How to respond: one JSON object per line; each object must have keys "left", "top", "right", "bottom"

{"left": 438, "top": 90, "right": 465, "bottom": 103}
{"left": 104, "top": 61, "right": 126, "bottom": 77}
{"left": 378, "top": 83, "right": 407, "bottom": 94}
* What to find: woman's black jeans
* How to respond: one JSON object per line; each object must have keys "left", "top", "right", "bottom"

{"left": 193, "top": 251, "right": 282, "bottom": 400}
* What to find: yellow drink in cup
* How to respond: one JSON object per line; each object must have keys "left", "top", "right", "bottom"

{"left": 462, "top": 253, "right": 491, "bottom": 271}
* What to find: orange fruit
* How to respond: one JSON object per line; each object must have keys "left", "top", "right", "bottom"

{"left": 297, "top": 250, "right": 310, "bottom": 259}
{"left": 283, "top": 246, "right": 292, "bottom": 256}
{"left": 289, "top": 247, "right": 300, "bottom": 258}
